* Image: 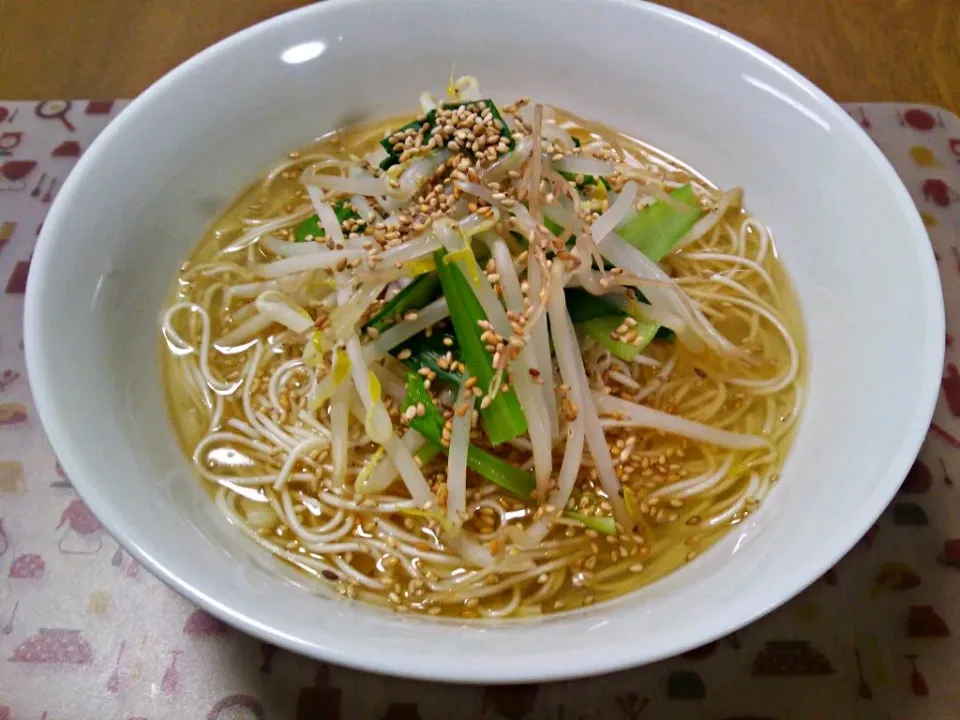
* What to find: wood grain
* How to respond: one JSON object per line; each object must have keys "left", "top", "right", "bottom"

{"left": 0, "top": 0, "right": 957, "bottom": 113}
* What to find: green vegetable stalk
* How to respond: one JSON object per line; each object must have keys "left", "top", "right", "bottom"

{"left": 293, "top": 201, "right": 363, "bottom": 243}
{"left": 364, "top": 273, "right": 442, "bottom": 334}
{"left": 402, "top": 373, "right": 616, "bottom": 534}
{"left": 618, "top": 183, "right": 702, "bottom": 262}
{"left": 433, "top": 249, "right": 526, "bottom": 445}
{"left": 403, "top": 373, "right": 534, "bottom": 498}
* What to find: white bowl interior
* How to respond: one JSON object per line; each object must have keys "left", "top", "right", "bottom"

{"left": 25, "top": 0, "right": 942, "bottom": 682}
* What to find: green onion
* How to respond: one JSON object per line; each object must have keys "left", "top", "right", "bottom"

{"left": 403, "top": 375, "right": 617, "bottom": 534}
{"left": 379, "top": 119, "right": 424, "bottom": 170}
{"left": 560, "top": 169, "right": 596, "bottom": 188}
{"left": 562, "top": 184, "right": 703, "bottom": 359}
{"left": 566, "top": 511, "right": 617, "bottom": 535}
{"left": 415, "top": 442, "right": 441, "bottom": 465}
{"left": 580, "top": 315, "right": 659, "bottom": 362}
{"left": 293, "top": 201, "right": 363, "bottom": 243}
{"left": 558, "top": 139, "right": 603, "bottom": 188}
{"left": 543, "top": 216, "right": 565, "bottom": 237}
{"left": 396, "top": 330, "right": 462, "bottom": 385}
{"left": 564, "top": 289, "right": 662, "bottom": 360}
{"left": 293, "top": 216, "right": 325, "bottom": 243}
{"left": 403, "top": 373, "right": 534, "bottom": 497}
{"left": 558, "top": 169, "right": 613, "bottom": 192}
{"left": 364, "top": 273, "right": 442, "bottom": 334}
{"left": 441, "top": 99, "right": 516, "bottom": 154}
{"left": 618, "top": 184, "right": 701, "bottom": 262}
{"left": 509, "top": 231, "right": 529, "bottom": 248}
{"left": 365, "top": 273, "right": 452, "bottom": 382}
{"left": 559, "top": 169, "right": 598, "bottom": 188}
{"left": 380, "top": 99, "right": 514, "bottom": 171}
{"left": 433, "top": 249, "right": 526, "bottom": 445}
{"left": 564, "top": 288, "right": 625, "bottom": 324}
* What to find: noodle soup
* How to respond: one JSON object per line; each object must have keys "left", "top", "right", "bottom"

{"left": 162, "top": 77, "right": 804, "bottom": 618}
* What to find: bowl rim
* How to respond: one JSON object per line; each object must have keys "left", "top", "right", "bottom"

{"left": 24, "top": 0, "right": 945, "bottom": 683}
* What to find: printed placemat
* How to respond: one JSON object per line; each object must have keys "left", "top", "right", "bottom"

{"left": 0, "top": 101, "right": 958, "bottom": 720}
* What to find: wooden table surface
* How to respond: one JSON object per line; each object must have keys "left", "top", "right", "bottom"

{"left": 1, "top": 0, "right": 958, "bottom": 114}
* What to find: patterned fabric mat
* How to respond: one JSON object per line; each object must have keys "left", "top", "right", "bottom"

{"left": 0, "top": 101, "right": 958, "bottom": 720}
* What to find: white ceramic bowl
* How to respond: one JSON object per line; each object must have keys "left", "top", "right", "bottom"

{"left": 25, "top": 0, "right": 943, "bottom": 682}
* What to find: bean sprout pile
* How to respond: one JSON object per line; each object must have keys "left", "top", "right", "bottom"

{"left": 162, "top": 76, "right": 804, "bottom": 618}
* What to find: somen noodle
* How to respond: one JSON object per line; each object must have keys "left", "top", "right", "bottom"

{"left": 162, "top": 76, "right": 804, "bottom": 618}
